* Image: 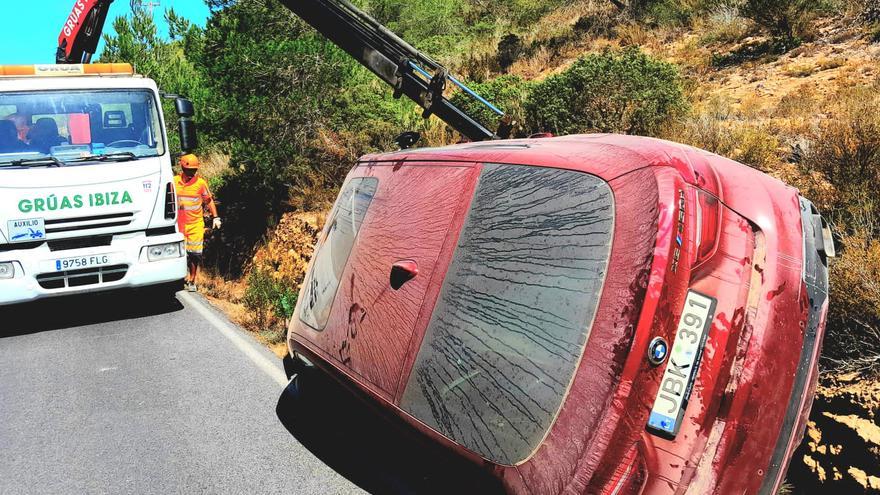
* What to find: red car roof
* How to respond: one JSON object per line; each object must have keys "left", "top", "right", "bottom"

{"left": 361, "top": 134, "right": 719, "bottom": 182}
{"left": 362, "top": 133, "right": 799, "bottom": 212}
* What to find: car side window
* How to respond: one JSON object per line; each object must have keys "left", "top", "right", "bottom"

{"left": 299, "top": 177, "right": 378, "bottom": 330}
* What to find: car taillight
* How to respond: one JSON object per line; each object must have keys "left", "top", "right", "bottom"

{"left": 596, "top": 444, "right": 648, "bottom": 495}
{"left": 164, "top": 182, "right": 176, "bottom": 220}
{"left": 694, "top": 190, "right": 720, "bottom": 266}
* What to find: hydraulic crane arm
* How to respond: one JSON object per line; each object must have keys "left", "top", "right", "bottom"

{"left": 278, "top": 0, "right": 503, "bottom": 141}
{"left": 57, "top": 0, "right": 115, "bottom": 64}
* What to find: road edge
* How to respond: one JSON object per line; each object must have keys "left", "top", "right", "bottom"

{"left": 178, "top": 291, "right": 288, "bottom": 387}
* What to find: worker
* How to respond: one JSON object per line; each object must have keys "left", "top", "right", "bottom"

{"left": 174, "top": 154, "right": 221, "bottom": 292}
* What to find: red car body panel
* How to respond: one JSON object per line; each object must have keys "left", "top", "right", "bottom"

{"left": 288, "top": 134, "right": 829, "bottom": 495}
{"left": 294, "top": 163, "right": 478, "bottom": 401}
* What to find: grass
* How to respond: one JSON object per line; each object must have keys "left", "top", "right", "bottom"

{"left": 699, "top": 6, "right": 754, "bottom": 45}
{"left": 784, "top": 62, "right": 817, "bottom": 77}
{"left": 711, "top": 38, "right": 789, "bottom": 68}
{"left": 774, "top": 85, "right": 818, "bottom": 118}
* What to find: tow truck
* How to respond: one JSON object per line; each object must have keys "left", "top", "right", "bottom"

{"left": 0, "top": 0, "right": 197, "bottom": 304}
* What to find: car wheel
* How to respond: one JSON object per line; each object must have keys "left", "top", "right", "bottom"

{"left": 282, "top": 352, "right": 301, "bottom": 380}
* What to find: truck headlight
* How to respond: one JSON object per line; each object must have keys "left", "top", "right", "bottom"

{"left": 0, "top": 262, "right": 14, "bottom": 279}
{"left": 143, "top": 242, "right": 184, "bottom": 262}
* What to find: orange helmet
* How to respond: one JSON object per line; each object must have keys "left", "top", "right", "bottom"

{"left": 178, "top": 154, "right": 200, "bottom": 169}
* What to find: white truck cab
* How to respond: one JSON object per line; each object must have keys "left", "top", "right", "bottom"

{"left": 0, "top": 64, "right": 189, "bottom": 305}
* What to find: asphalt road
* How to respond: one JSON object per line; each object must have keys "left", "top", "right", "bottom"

{"left": 0, "top": 289, "right": 364, "bottom": 495}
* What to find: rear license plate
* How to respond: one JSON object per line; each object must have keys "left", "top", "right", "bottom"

{"left": 647, "top": 290, "right": 717, "bottom": 438}
{"left": 47, "top": 254, "right": 114, "bottom": 272}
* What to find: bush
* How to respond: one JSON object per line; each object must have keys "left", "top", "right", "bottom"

{"left": 243, "top": 268, "right": 298, "bottom": 331}
{"left": 863, "top": 0, "right": 880, "bottom": 23}
{"left": 710, "top": 38, "right": 789, "bottom": 68}
{"left": 701, "top": 6, "right": 754, "bottom": 45}
{"left": 668, "top": 114, "right": 781, "bottom": 171}
{"left": 741, "top": 0, "right": 817, "bottom": 41}
{"left": 496, "top": 34, "right": 524, "bottom": 71}
{"left": 824, "top": 235, "right": 880, "bottom": 372}
{"left": 640, "top": 0, "right": 695, "bottom": 26}
{"left": 449, "top": 75, "right": 531, "bottom": 137}
{"left": 524, "top": 47, "right": 687, "bottom": 136}
{"left": 802, "top": 87, "right": 880, "bottom": 236}
{"left": 798, "top": 87, "right": 880, "bottom": 372}
{"left": 573, "top": 11, "right": 619, "bottom": 39}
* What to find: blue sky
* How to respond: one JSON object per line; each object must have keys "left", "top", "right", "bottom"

{"left": 0, "top": 0, "right": 211, "bottom": 65}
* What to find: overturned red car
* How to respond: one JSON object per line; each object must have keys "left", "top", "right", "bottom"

{"left": 285, "top": 133, "right": 833, "bottom": 494}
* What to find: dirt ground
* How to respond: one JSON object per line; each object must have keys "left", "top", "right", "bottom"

{"left": 787, "top": 374, "right": 880, "bottom": 493}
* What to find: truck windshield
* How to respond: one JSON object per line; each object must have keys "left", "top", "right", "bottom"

{"left": 0, "top": 89, "right": 164, "bottom": 166}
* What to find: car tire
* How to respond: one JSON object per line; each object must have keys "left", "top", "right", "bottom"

{"left": 282, "top": 352, "right": 301, "bottom": 380}
{"left": 287, "top": 372, "right": 307, "bottom": 401}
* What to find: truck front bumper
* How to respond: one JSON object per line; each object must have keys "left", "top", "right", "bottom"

{"left": 0, "top": 231, "right": 187, "bottom": 306}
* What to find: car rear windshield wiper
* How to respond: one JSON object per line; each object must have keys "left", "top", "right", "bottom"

{"left": 68, "top": 152, "right": 139, "bottom": 163}
{"left": 0, "top": 156, "right": 65, "bottom": 168}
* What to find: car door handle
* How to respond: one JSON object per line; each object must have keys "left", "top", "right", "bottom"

{"left": 390, "top": 260, "right": 418, "bottom": 290}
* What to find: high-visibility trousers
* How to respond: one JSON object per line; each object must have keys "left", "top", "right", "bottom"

{"left": 179, "top": 217, "right": 205, "bottom": 254}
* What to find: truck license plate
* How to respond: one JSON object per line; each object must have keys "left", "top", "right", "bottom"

{"left": 647, "top": 290, "right": 717, "bottom": 438}
{"left": 50, "top": 254, "right": 113, "bottom": 272}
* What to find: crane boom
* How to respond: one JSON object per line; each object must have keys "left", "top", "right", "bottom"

{"left": 57, "top": 0, "right": 115, "bottom": 64}
{"left": 278, "top": 0, "right": 503, "bottom": 141}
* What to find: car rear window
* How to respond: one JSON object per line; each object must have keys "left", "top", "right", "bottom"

{"left": 299, "top": 177, "right": 378, "bottom": 330}
{"left": 400, "top": 164, "right": 614, "bottom": 465}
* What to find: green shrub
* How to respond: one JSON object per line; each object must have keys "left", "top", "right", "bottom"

{"left": 243, "top": 267, "right": 298, "bottom": 331}
{"left": 524, "top": 47, "right": 687, "bottom": 136}
{"left": 741, "top": 0, "right": 817, "bottom": 41}
{"left": 450, "top": 75, "right": 531, "bottom": 137}
{"left": 640, "top": 0, "right": 695, "bottom": 26}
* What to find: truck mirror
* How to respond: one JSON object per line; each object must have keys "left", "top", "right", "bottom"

{"left": 174, "top": 97, "right": 197, "bottom": 153}
{"left": 175, "top": 97, "right": 195, "bottom": 118}
{"left": 179, "top": 119, "right": 198, "bottom": 153}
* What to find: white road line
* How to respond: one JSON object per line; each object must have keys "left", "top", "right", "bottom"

{"left": 179, "top": 291, "right": 288, "bottom": 387}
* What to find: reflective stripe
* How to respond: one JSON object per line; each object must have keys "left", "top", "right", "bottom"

{"left": 178, "top": 195, "right": 200, "bottom": 201}
{"left": 180, "top": 204, "right": 202, "bottom": 211}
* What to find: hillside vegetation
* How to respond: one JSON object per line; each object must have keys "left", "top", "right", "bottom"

{"left": 101, "top": 0, "right": 880, "bottom": 491}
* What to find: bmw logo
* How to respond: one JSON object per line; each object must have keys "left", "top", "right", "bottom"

{"left": 648, "top": 337, "right": 669, "bottom": 366}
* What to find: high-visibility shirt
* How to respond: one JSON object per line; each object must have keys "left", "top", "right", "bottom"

{"left": 174, "top": 174, "right": 213, "bottom": 225}
{"left": 174, "top": 174, "right": 213, "bottom": 254}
